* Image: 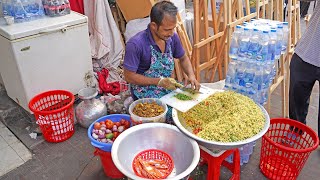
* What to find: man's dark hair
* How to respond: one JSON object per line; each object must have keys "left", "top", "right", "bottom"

{"left": 150, "top": 1, "right": 178, "bottom": 26}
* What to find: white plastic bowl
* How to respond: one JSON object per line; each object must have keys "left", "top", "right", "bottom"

{"left": 129, "top": 98, "right": 168, "bottom": 125}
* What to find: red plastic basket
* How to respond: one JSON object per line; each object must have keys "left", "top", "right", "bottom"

{"left": 94, "top": 148, "right": 124, "bottom": 179}
{"left": 132, "top": 149, "right": 174, "bottom": 179}
{"left": 260, "top": 118, "right": 319, "bottom": 180}
{"left": 28, "top": 90, "right": 75, "bottom": 143}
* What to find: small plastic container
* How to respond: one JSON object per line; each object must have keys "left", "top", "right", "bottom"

{"left": 4, "top": 16, "right": 14, "bottom": 25}
{"left": 128, "top": 98, "right": 168, "bottom": 125}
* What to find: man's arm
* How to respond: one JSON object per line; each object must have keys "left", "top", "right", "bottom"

{"left": 179, "top": 54, "right": 195, "bottom": 78}
{"left": 179, "top": 54, "right": 201, "bottom": 90}
{"left": 123, "top": 41, "right": 160, "bottom": 86}
{"left": 124, "top": 69, "right": 160, "bottom": 86}
{"left": 171, "top": 32, "right": 200, "bottom": 90}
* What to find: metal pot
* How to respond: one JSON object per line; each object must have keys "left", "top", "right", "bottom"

{"left": 111, "top": 123, "right": 200, "bottom": 180}
{"left": 75, "top": 88, "right": 107, "bottom": 128}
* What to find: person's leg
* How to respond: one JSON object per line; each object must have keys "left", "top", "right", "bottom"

{"left": 316, "top": 68, "right": 320, "bottom": 141}
{"left": 284, "top": 0, "right": 288, "bottom": 21}
{"left": 289, "top": 54, "right": 316, "bottom": 124}
{"left": 300, "top": 2, "right": 311, "bottom": 17}
{"left": 318, "top": 86, "right": 320, "bottom": 141}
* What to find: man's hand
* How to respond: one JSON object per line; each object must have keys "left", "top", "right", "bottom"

{"left": 178, "top": 54, "right": 201, "bottom": 91}
{"left": 184, "top": 75, "right": 201, "bottom": 91}
{"left": 158, "top": 78, "right": 183, "bottom": 90}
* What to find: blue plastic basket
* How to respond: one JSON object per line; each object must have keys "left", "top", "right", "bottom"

{"left": 87, "top": 114, "right": 131, "bottom": 152}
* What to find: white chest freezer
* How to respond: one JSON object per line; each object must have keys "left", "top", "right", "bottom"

{"left": 0, "top": 11, "right": 93, "bottom": 113}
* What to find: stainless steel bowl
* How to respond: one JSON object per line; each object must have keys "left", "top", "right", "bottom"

{"left": 172, "top": 104, "right": 270, "bottom": 150}
{"left": 111, "top": 123, "right": 200, "bottom": 180}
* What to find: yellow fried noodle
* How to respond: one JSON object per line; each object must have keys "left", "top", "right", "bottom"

{"left": 181, "top": 91, "right": 265, "bottom": 142}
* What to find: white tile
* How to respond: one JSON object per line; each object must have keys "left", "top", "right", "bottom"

{"left": 10, "top": 141, "right": 32, "bottom": 162}
{"left": 0, "top": 136, "right": 9, "bottom": 150}
{"left": 0, "top": 125, "right": 19, "bottom": 145}
{"left": 0, "top": 146, "right": 24, "bottom": 176}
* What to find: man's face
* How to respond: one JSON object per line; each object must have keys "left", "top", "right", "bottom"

{"left": 152, "top": 14, "right": 177, "bottom": 41}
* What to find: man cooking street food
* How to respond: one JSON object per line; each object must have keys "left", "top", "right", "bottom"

{"left": 123, "top": 1, "right": 200, "bottom": 123}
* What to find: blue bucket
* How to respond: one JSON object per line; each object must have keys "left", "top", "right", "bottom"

{"left": 87, "top": 114, "right": 132, "bottom": 152}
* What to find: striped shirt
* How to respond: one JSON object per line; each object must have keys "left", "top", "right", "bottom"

{"left": 295, "top": 1, "right": 320, "bottom": 67}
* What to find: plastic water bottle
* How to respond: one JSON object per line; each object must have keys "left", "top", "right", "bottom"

{"left": 1, "top": 0, "right": 6, "bottom": 16}
{"left": 229, "top": 25, "right": 242, "bottom": 60}
{"left": 257, "top": 30, "right": 269, "bottom": 62}
{"left": 282, "top": 22, "right": 289, "bottom": 54}
{"left": 269, "top": 61, "right": 277, "bottom": 83}
{"left": 253, "top": 65, "right": 263, "bottom": 104}
{"left": 238, "top": 28, "right": 250, "bottom": 61}
{"left": 261, "top": 65, "right": 270, "bottom": 104}
{"left": 244, "top": 62, "right": 255, "bottom": 96}
{"left": 268, "top": 29, "right": 277, "bottom": 61}
{"left": 64, "top": 0, "right": 70, "bottom": 14}
{"left": 225, "top": 60, "right": 237, "bottom": 89}
{"left": 13, "top": 0, "right": 26, "bottom": 22}
{"left": 275, "top": 25, "right": 283, "bottom": 59}
{"left": 29, "top": 0, "right": 44, "bottom": 19}
{"left": 235, "top": 61, "right": 246, "bottom": 93}
{"left": 2, "top": 0, "right": 14, "bottom": 16}
{"left": 247, "top": 28, "right": 261, "bottom": 60}
{"left": 44, "top": 0, "right": 56, "bottom": 17}
{"left": 21, "top": 0, "right": 31, "bottom": 21}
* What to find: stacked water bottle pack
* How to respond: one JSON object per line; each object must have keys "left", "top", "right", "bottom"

{"left": 1, "top": 0, "right": 70, "bottom": 23}
{"left": 225, "top": 19, "right": 289, "bottom": 105}
{"left": 42, "top": 0, "right": 70, "bottom": 17}
{"left": 224, "top": 19, "right": 289, "bottom": 166}
{"left": 1, "top": 0, "right": 45, "bottom": 22}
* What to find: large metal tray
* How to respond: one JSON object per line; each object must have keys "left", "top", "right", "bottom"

{"left": 172, "top": 92, "right": 270, "bottom": 150}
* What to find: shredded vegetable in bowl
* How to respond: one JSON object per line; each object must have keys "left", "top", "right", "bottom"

{"left": 180, "top": 91, "right": 265, "bottom": 142}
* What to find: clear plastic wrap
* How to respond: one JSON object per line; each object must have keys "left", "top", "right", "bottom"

{"left": 42, "top": 0, "right": 70, "bottom": 17}
{"left": 2, "top": 0, "right": 45, "bottom": 23}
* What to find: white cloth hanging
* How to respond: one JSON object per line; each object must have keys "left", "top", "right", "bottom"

{"left": 84, "top": 0, "right": 124, "bottom": 82}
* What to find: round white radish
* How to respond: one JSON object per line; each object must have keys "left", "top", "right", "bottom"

{"left": 105, "top": 129, "right": 112, "bottom": 134}
{"left": 92, "top": 133, "right": 99, "bottom": 139}
{"left": 118, "top": 126, "right": 124, "bottom": 133}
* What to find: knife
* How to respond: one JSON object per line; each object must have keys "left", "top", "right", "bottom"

{"left": 175, "top": 84, "right": 204, "bottom": 94}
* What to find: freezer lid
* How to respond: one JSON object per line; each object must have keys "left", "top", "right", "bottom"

{"left": 0, "top": 11, "right": 87, "bottom": 40}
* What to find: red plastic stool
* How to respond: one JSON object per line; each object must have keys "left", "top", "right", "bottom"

{"left": 200, "top": 146, "right": 240, "bottom": 180}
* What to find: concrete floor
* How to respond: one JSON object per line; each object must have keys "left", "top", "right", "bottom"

{"left": 0, "top": 78, "right": 319, "bottom": 180}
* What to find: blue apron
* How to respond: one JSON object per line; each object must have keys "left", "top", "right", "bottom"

{"left": 132, "top": 45, "right": 174, "bottom": 124}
